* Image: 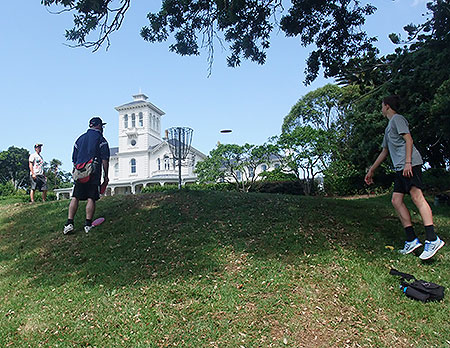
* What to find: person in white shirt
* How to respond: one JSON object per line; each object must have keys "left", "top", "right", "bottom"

{"left": 29, "top": 143, "right": 48, "bottom": 203}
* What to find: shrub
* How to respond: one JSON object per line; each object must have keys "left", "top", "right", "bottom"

{"left": 18, "top": 191, "right": 57, "bottom": 202}
{"left": 259, "top": 168, "right": 297, "bottom": 182}
{"left": 324, "top": 161, "right": 395, "bottom": 196}
{"left": 141, "top": 183, "right": 237, "bottom": 193}
{"left": 423, "top": 168, "right": 450, "bottom": 192}
{"left": 141, "top": 184, "right": 179, "bottom": 193}
{"left": 323, "top": 161, "right": 361, "bottom": 196}
{"left": 250, "top": 180, "right": 305, "bottom": 195}
{"left": 184, "top": 183, "right": 237, "bottom": 192}
{"left": 0, "top": 182, "right": 16, "bottom": 196}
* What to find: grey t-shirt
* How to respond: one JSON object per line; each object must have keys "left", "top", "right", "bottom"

{"left": 382, "top": 114, "right": 423, "bottom": 171}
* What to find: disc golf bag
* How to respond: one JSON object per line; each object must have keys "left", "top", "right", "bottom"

{"left": 390, "top": 268, "right": 444, "bottom": 302}
{"left": 72, "top": 159, "right": 99, "bottom": 184}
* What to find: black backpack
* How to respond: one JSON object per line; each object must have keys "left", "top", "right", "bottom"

{"left": 390, "top": 268, "right": 445, "bottom": 303}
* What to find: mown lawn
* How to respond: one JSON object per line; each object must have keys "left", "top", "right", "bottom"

{"left": 0, "top": 191, "right": 449, "bottom": 347}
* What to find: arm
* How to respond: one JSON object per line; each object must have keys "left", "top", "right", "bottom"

{"left": 102, "top": 159, "right": 109, "bottom": 185}
{"left": 402, "top": 133, "right": 413, "bottom": 178}
{"left": 365, "top": 147, "right": 389, "bottom": 185}
{"left": 29, "top": 160, "right": 35, "bottom": 179}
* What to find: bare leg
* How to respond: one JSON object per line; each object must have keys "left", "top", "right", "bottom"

{"left": 391, "top": 192, "right": 413, "bottom": 227}
{"left": 68, "top": 198, "right": 79, "bottom": 220}
{"left": 30, "top": 189, "right": 35, "bottom": 203}
{"left": 409, "top": 186, "right": 433, "bottom": 226}
{"left": 86, "top": 198, "right": 95, "bottom": 220}
{"left": 42, "top": 190, "right": 47, "bottom": 202}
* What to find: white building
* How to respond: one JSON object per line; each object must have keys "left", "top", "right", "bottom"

{"left": 55, "top": 93, "right": 206, "bottom": 199}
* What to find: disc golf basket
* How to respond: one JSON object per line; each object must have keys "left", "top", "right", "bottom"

{"left": 168, "top": 127, "right": 193, "bottom": 189}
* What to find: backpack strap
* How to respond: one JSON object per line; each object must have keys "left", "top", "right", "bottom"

{"left": 389, "top": 268, "right": 416, "bottom": 281}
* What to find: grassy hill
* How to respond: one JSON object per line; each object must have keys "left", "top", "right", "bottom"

{"left": 0, "top": 191, "right": 449, "bottom": 347}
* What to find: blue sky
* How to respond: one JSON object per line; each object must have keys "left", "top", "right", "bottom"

{"left": 0, "top": 1, "right": 428, "bottom": 171}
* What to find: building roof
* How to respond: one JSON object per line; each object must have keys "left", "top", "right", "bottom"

{"left": 110, "top": 147, "right": 119, "bottom": 156}
{"left": 114, "top": 93, "right": 165, "bottom": 115}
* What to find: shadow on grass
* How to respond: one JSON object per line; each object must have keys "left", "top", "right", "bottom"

{"left": 1, "top": 191, "right": 446, "bottom": 289}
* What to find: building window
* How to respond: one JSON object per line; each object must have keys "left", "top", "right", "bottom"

{"left": 157, "top": 158, "right": 161, "bottom": 171}
{"left": 124, "top": 114, "right": 128, "bottom": 128}
{"left": 114, "top": 163, "right": 119, "bottom": 177}
{"left": 131, "top": 113, "right": 136, "bottom": 128}
{"left": 131, "top": 158, "right": 136, "bottom": 173}
{"left": 261, "top": 164, "right": 267, "bottom": 172}
{"left": 236, "top": 171, "right": 242, "bottom": 181}
{"left": 173, "top": 158, "right": 176, "bottom": 169}
{"left": 152, "top": 116, "right": 155, "bottom": 130}
{"left": 139, "top": 112, "right": 143, "bottom": 127}
{"left": 131, "top": 139, "right": 136, "bottom": 146}
{"left": 249, "top": 167, "right": 255, "bottom": 178}
{"left": 164, "top": 156, "right": 170, "bottom": 170}
{"left": 274, "top": 163, "right": 280, "bottom": 169}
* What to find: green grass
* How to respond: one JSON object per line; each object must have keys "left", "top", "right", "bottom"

{"left": 0, "top": 191, "right": 449, "bottom": 347}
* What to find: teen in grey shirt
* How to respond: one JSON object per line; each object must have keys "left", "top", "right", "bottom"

{"left": 382, "top": 114, "right": 423, "bottom": 171}
{"left": 365, "top": 95, "right": 444, "bottom": 260}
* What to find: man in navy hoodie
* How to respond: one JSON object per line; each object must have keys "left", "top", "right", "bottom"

{"left": 64, "top": 117, "right": 110, "bottom": 234}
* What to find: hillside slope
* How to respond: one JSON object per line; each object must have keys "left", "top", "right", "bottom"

{"left": 0, "top": 191, "right": 449, "bottom": 347}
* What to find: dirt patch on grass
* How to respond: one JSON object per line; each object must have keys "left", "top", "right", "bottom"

{"left": 283, "top": 271, "right": 415, "bottom": 348}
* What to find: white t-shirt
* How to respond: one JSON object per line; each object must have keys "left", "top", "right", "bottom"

{"left": 29, "top": 152, "right": 44, "bottom": 176}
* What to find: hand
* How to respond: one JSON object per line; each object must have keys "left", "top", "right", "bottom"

{"left": 403, "top": 163, "right": 413, "bottom": 177}
{"left": 32, "top": 174, "right": 36, "bottom": 180}
{"left": 364, "top": 170, "right": 374, "bottom": 185}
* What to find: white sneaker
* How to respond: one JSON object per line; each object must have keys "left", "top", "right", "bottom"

{"left": 63, "top": 224, "right": 74, "bottom": 235}
{"left": 399, "top": 238, "right": 422, "bottom": 255}
{"left": 419, "top": 237, "right": 445, "bottom": 260}
{"left": 84, "top": 225, "right": 93, "bottom": 234}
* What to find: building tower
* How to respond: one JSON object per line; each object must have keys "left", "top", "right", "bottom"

{"left": 115, "top": 93, "right": 165, "bottom": 153}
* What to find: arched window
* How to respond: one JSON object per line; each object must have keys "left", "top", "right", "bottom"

{"left": 139, "top": 112, "right": 143, "bottom": 127}
{"left": 274, "top": 163, "right": 280, "bottom": 169}
{"left": 173, "top": 158, "right": 176, "bottom": 169}
{"left": 164, "top": 156, "right": 170, "bottom": 170}
{"left": 157, "top": 118, "right": 160, "bottom": 131}
{"left": 114, "top": 163, "right": 119, "bottom": 176}
{"left": 131, "top": 113, "right": 136, "bottom": 128}
{"left": 157, "top": 158, "right": 161, "bottom": 171}
{"left": 249, "top": 167, "right": 255, "bottom": 178}
{"left": 131, "top": 158, "right": 136, "bottom": 173}
{"left": 261, "top": 164, "right": 267, "bottom": 172}
{"left": 124, "top": 114, "right": 128, "bottom": 128}
{"left": 152, "top": 116, "right": 155, "bottom": 129}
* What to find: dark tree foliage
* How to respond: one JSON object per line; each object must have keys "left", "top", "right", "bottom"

{"left": 41, "top": 0, "right": 130, "bottom": 51}
{"left": 0, "top": 147, "right": 30, "bottom": 190}
{"left": 279, "top": 0, "right": 376, "bottom": 83}
{"left": 338, "top": 0, "right": 450, "bottom": 168}
{"left": 42, "top": 0, "right": 377, "bottom": 83}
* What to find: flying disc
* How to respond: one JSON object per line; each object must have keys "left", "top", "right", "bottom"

{"left": 220, "top": 129, "right": 232, "bottom": 133}
{"left": 92, "top": 217, "right": 105, "bottom": 227}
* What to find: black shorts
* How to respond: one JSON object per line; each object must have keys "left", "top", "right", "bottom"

{"left": 30, "top": 175, "right": 48, "bottom": 191}
{"left": 72, "top": 182, "right": 100, "bottom": 201}
{"left": 393, "top": 165, "right": 424, "bottom": 194}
